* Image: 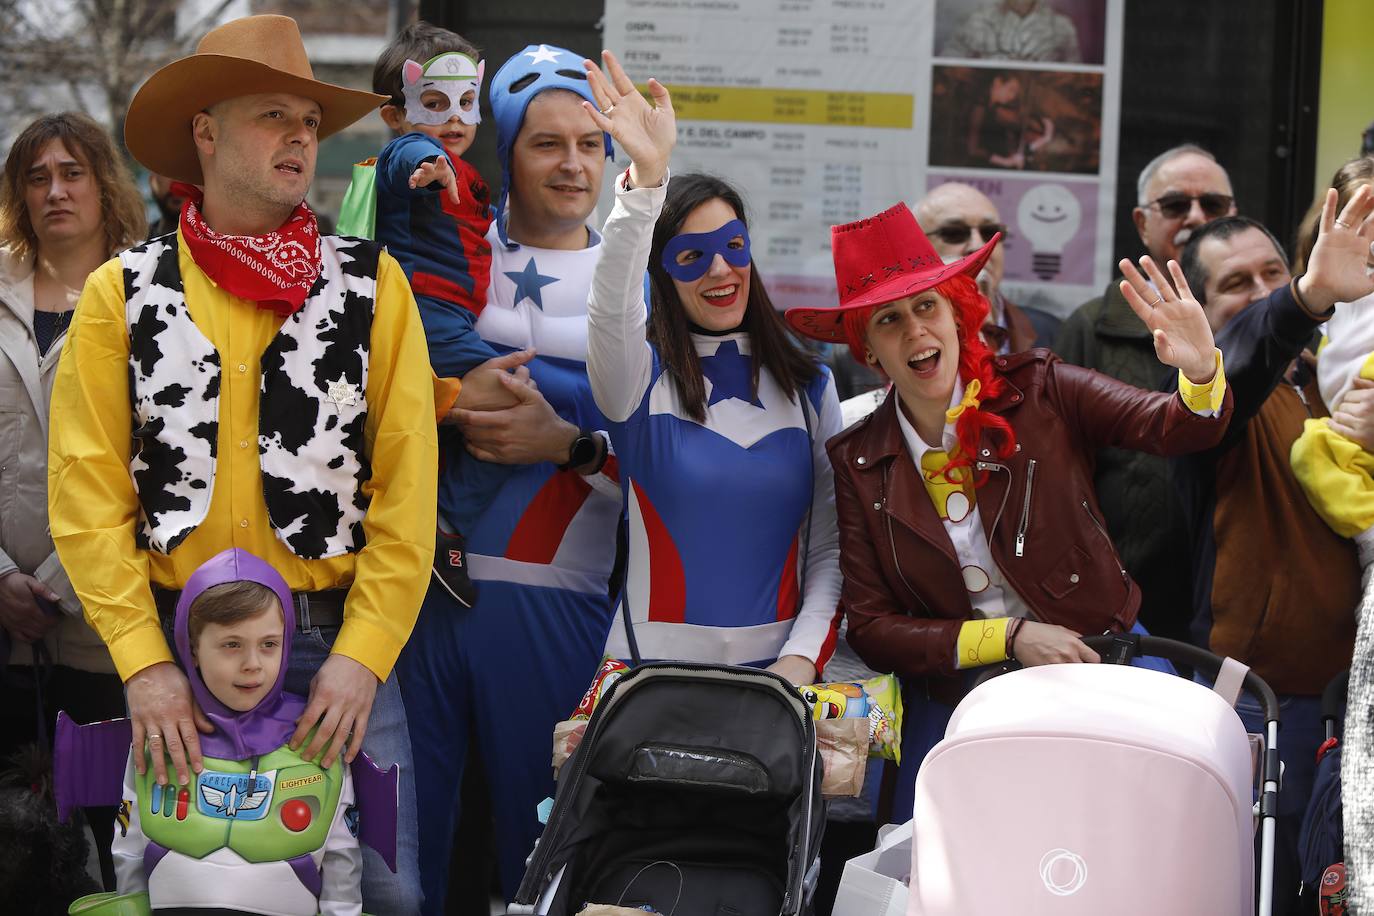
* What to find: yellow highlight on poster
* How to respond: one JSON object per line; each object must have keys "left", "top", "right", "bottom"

{"left": 648, "top": 84, "right": 914, "bottom": 129}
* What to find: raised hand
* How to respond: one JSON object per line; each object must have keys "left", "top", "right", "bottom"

{"left": 1297, "top": 184, "right": 1374, "bottom": 313}
{"left": 1119, "top": 255, "right": 1218, "bottom": 384}
{"left": 409, "top": 155, "right": 461, "bottom": 206}
{"left": 581, "top": 50, "right": 675, "bottom": 189}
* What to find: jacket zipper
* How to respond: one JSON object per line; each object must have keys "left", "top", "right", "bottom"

{"left": 1014, "top": 458, "right": 1037, "bottom": 557}
{"left": 1292, "top": 383, "right": 1313, "bottom": 417}
{"left": 1082, "top": 499, "right": 1128, "bottom": 583}
{"left": 974, "top": 460, "right": 1013, "bottom": 537}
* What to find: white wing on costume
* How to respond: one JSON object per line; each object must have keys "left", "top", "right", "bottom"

{"left": 238, "top": 787, "right": 268, "bottom": 811}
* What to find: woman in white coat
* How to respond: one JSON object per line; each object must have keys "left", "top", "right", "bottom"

{"left": 0, "top": 111, "right": 146, "bottom": 892}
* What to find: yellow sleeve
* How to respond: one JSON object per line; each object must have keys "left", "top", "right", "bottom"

{"left": 47, "top": 259, "right": 172, "bottom": 682}
{"left": 332, "top": 252, "right": 438, "bottom": 679}
{"left": 1177, "top": 348, "right": 1228, "bottom": 416}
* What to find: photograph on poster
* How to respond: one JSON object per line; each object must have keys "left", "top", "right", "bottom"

{"left": 927, "top": 173, "right": 1099, "bottom": 287}
{"left": 930, "top": 66, "right": 1102, "bottom": 174}
{"left": 935, "top": 0, "right": 1107, "bottom": 65}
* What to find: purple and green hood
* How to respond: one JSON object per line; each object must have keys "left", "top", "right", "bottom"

{"left": 173, "top": 548, "right": 306, "bottom": 759}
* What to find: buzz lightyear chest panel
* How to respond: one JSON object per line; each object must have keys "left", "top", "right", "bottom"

{"left": 137, "top": 751, "right": 343, "bottom": 863}
{"left": 196, "top": 769, "right": 275, "bottom": 821}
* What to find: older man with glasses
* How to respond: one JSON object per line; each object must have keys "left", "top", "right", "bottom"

{"left": 916, "top": 180, "right": 1060, "bottom": 353}
{"left": 1054, "top": 143, "right": 1236, "bottom": 645}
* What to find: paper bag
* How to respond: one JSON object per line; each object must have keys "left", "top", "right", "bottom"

{"left": 817, "top": 717, "right": 869, "bottom": 797}
{"left": 831, "top": 820, "right": 912, "bottom": 916}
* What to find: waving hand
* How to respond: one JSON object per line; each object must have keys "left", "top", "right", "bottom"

{"left": 581, "top": 50, "right": 676, "bottom": 189}
{"left": 1297, "top": 184, "right": 1374, "bottom": 314}
{"left": 1119, "top": 256, "right": 1217, "bottom": 384}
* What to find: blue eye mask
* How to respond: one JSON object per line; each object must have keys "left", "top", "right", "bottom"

{"left": 661, "top": 219, "right": 752, "bottom": 282}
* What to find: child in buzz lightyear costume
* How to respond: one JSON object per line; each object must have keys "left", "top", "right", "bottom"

{"left": 68, "top": 550, "right": 365, "bottom": 916}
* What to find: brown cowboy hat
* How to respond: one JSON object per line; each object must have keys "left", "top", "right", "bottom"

{"left": 125, "top": 14, "right": 386, "bottom": 184}
{"left": 785, "top": 203, "right": 1000, "bottom": 343}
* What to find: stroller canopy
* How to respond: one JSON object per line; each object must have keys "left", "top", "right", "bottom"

{"left": 910, "top": 664, "right": 1255, "bottom": 915}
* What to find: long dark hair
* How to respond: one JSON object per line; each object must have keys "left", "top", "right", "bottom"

{"left": 648, "top": 173, "right": 819, "bottom": 422}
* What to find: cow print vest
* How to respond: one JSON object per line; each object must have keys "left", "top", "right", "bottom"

{"left": 122, "top": 234, "right": 377, "bottom": 560}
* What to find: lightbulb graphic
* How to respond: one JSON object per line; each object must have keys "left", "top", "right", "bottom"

{"left": 1016, "top": 183, "right": 1082, "bottom": 280}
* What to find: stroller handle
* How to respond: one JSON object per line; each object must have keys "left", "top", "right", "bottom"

{"left": 1321, "top": 669, "right": 1349, "bottom": 725}
{"left": 1076, "top": 634, "right": 1281, "bottom": 724}
{"left": 972, "top": 633, "right": 1280, "bottom": 723}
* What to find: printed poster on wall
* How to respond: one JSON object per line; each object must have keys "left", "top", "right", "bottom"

{"left": 602, "top": 0, "right": 1124, "bottom": 319}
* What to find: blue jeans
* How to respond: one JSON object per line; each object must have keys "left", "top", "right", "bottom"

{"left": 287, "top": 625, "right": 423, "bottom": 916}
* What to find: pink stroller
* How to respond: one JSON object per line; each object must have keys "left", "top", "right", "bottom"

{"left": 905, "top": 635, "right": 1280, "bottom": 915}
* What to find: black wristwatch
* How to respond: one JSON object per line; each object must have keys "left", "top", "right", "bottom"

{"left": 558, "top": 428, "right": 600, "bottom": 472}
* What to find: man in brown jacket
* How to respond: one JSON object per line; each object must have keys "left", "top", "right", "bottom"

{"left": 1174, "top": 211, "right": 1374, "bottom": 915}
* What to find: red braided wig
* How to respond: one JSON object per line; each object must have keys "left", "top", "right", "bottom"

{"left": 841, "top": 274, "right": 1017, "bottom": 483}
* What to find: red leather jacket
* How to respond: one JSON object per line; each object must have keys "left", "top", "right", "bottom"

{"left": 829, "top": 350, "right": 1232, "bottom": 702}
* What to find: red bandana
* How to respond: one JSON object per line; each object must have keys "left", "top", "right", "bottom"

{"left": 173, "top": 182, "right": 323, "bottom": 317}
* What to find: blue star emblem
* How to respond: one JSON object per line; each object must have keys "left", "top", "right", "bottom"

{"left": 699, "top": 340, "right": 763, "bottom": 408}
{"left": 505, "top": 258, "right": 559, "bottom": 310}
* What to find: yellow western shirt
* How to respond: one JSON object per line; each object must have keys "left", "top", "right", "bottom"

{"left": 47, "top": 240, "right": 438, "bottom": 682}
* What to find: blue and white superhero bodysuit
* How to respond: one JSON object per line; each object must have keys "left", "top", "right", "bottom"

{"left": 396, "top": 44, "right": 622, "bottom": 911}
{"left": 589, "top": 174, "right": 843, "bottom": 668}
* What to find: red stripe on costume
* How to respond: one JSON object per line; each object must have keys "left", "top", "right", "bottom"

{"left": 412, "top": 271, "right": 486, "bottom": 318}
{"left": 631, "top": 480, "right": 686, "bottom": 623}
{"left": 815, "top": 604, "right": 843, "bottom": 672}
{"left": 776, "top": 536, "right": 799, "bottom": 621}
{"left": 505, "top": 472, "right": 592, "bottom": 564}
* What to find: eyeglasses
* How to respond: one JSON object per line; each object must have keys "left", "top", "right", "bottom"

{"left": 1146, "top": 193, "right": 1234, "bottom": 220}
{"left": 928, "top": 222, "right": 1007, "bottom": 246}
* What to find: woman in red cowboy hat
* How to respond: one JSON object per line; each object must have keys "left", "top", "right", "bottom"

{"left": 784, "top": 201, "right": 1233, "bottom": 817}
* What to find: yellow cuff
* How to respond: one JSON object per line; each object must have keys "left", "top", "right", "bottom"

{"left": 331, "top": 616, "right": 406, "bottom": 682}
{"left": 955, "top": 617, "right": 1011, "bottom": 670}
{"left": 108, "top": 624, "right": 176, "bottom": 683}
{"left": 433, "top": 373, "right": 461, "bottom": 422}
{"left": 1177, "top": 348, "right": 1227, "bottom": 415}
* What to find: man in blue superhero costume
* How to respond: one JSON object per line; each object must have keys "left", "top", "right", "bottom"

{"left": 58, "top": 549, "right": 399, "bottom": 916}
{"left": 396, "top": 43, "right": 627, "bottom": 910}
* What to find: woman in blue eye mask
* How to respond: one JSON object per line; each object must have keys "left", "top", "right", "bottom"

{"left": 581, "top": 50, "right": 842, "bottom": 684}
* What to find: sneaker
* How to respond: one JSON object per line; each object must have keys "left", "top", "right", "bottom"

{"left": 1320, "top": 863, "right": 1348, "bottom": 916}
{"left": 433, "top": 528, "right": 477, "bottom": 608}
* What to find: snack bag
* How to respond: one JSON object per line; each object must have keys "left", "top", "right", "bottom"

{"left": 572, "top": 657, "right": 630, "bottom": 720}
{"left": 799, "top": 674, "right": 903, "bottom": 764}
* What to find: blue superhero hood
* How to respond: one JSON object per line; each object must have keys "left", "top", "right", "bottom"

{"left": 490, "top": 43, "right": 615, "bottom": 247}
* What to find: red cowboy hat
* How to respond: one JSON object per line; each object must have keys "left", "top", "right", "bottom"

{"left": 785, "top": 203, "right": 1001, "bottom": 343}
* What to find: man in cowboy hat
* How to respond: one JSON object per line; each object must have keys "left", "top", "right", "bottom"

{"left": 48, "top": 14, "right": 435, "bottom": 911}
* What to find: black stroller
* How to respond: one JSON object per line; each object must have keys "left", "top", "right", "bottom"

{"left": 507, "top": 663, "right": 825, "bottom": 916}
